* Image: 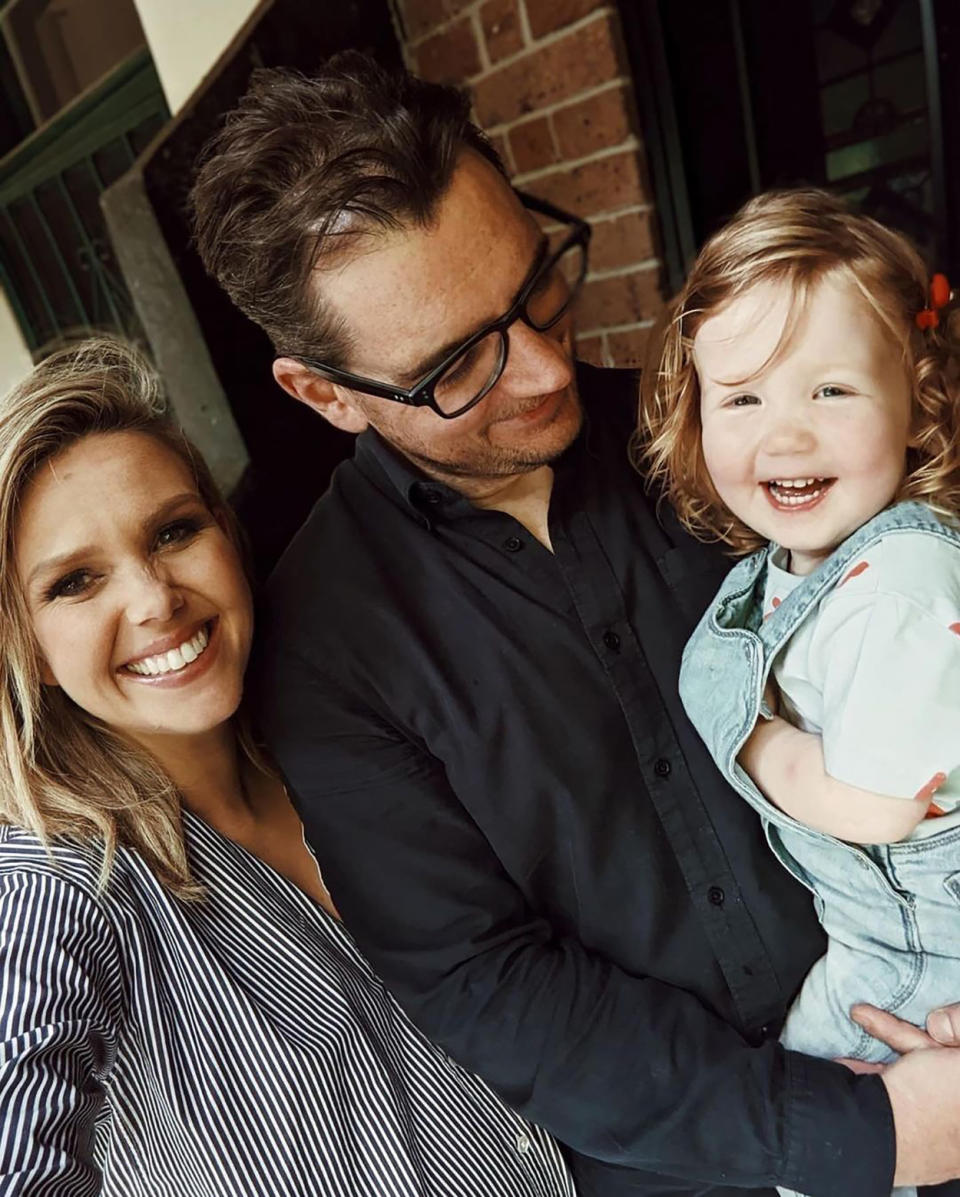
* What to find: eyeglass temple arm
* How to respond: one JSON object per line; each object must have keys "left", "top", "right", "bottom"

{"left": 514, "top": 189, "right": 591, "bottom": 232}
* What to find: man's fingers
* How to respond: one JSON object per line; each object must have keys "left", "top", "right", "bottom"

{"left": 926, "top": 1004, "right": 960, "bottom": 1046}
{"left": 835, "top": 1057, "right": 886, "bottom": 1075}
{"left": 851, "top": 1003, "right": 936, "bottom": 1052}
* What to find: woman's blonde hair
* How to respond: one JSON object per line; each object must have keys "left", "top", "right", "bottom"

{"left": 0, "top": 337, "right": 251, "bottom": 898}
{"left": 636, "top": 188, "right": 960, "bottom": 553}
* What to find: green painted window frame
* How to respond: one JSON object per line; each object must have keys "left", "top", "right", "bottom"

{"left": 0, "top": 45, "right": 169, "bottom": 352}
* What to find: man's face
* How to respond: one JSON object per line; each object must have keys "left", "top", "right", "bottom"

{"left": 283, "top": 152, "right": 583, "bottom": 486}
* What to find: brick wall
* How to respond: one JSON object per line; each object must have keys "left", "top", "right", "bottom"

{"left": 392, "top": 0, "right": 662, "bottom": 368}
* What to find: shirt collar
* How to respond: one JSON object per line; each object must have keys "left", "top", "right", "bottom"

{"left": 354, "top": 428, "right": 467, "bottom": 526}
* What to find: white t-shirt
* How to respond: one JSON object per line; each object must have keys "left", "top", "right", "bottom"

{"left": 763, "top": 531, "right": 960, "bottom": 838}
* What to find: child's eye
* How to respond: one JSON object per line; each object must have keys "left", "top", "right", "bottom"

{"left": 154, "top": 517, "right": 203, "bottom": 550}
{"left": 726, "top": 393, "right": 759, "bottom": 408}
{"left": 815, "top": 384, "right": 847, "bottom": 399}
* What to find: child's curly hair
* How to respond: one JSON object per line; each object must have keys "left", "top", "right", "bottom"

{"left": 635, "top": 188, "right": 960, "bottom": 554}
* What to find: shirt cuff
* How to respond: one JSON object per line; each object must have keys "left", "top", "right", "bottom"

{"left": 778, "top": 1051, "right": 894, "bottom": 1197}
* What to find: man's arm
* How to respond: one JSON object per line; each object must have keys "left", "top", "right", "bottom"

{"left": 844, "top": 1006, "right": 960, "bottom": 1188}
{"left": 256, "top": 642, "right": 896, "bottom": 1196}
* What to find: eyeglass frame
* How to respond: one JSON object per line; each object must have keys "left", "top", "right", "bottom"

{"left": 288, "top": 191, "right": 592, "bottom": 420}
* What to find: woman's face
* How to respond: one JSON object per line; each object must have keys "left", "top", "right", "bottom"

{"left": 16, "top": 430, "right": 253, "bottom": 751}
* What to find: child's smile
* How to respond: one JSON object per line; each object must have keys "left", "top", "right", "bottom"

{"left": 694, "top": 272, "right": 914, "bottom": 575}
{"left": 763, "top": 476, "right": 835, "bottom": 510}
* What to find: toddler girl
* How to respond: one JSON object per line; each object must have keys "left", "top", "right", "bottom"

{"left": 639, "top": 189, "right": 960, "bottom": 1197}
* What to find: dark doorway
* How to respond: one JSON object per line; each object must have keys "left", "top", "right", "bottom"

{"left": 117, "top": 0, "right": 404, "bottom": 577}
{"left": 622, "top": 0, "right": 958, "bottom": 292}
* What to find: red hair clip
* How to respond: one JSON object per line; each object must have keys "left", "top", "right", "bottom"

{"left": 916, "top": 273, "right": 952, "bottom": 329}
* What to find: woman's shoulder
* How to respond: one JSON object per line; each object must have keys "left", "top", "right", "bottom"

{"left": 0, "top": 823, "right": 143, "bottom": 913}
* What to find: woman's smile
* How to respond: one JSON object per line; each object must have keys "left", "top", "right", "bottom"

{"left": 120, "top": 617, "right": 221, "bottom": 686}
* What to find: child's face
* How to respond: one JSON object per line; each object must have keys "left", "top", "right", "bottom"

{"left": 695, "top": 272, "right": 913, "bottom": 574}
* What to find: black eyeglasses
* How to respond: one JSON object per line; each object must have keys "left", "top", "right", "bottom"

{"left": 290, "top": 192, "right": 591, "bottom": 419}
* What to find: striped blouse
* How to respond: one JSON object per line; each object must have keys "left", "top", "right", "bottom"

{"left": 0, "top": 812, "right": 574, "bottom": 1196}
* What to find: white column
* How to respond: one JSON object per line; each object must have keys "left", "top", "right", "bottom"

{"left": 132, "top": 0, "right": 262, "bottom": 115}
{"left": 0, "top": 287, "right": 33, "bottom": 398}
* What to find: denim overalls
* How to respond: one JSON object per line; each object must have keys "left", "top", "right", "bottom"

{"left": 680, "top": 500, "right": 960, "bottom": 1074}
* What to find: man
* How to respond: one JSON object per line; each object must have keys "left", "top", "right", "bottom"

{"left": 190, "top": 53, "right": 960, "bottom": 1196}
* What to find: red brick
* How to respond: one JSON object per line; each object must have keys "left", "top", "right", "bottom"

{"left": 508, "top": 115, "right": 558, "bottom": 174}
{"left": 525, "top": 0, "right": 607, "bottom": 39}
{"left": 606, "top": 324, "right": 654, "bottom": 368}
{"left": 575, "top": 332, "right": 606, "bottom": 366}
{"left": 415, "top": 15, "right": 482, "bottom": 84}
{"left": 480, "top": 0, "right": 524, "bottom": 63}
{"left": 400, "top": 0, "right": 448, "bottom": 39}
{"left": 526, "top": 149, "right": 644, "bottom": 218}
{"left": 473, "top": 14, "right": 625, "bottom": 126}
{"left": 578, "top": 267, "right": 662, "bottom": 329}
{"left": 589, "top": 208, "right": 656, "bottom": 271}
{"left": 553, "top": 85, "right": 636, "bottom": 159}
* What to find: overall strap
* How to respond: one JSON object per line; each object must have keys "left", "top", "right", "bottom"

{"left": 752, "top": 500, "right": 951, "bottom": 656}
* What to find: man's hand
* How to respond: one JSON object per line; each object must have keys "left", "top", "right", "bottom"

{"left": 840, "top": 1004, "right": 960, "bottom": 1186}
{"left": 851, "top": 1001, "right": 960, "bottom": 1051}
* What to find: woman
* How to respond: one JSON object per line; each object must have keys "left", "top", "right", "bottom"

{"left": 0, "top": 337, "right": 573, "bottom": 1197}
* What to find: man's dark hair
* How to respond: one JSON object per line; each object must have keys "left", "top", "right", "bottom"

{"left": 189, "top": 52, "right": 505, "bottom": 364}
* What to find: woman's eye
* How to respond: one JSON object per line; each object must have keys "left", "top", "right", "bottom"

{"left": 154, "top": 517, "right": 202, "bottom": 549}
{"left": 46, "top": 569, "right": 95, "bottom": 601}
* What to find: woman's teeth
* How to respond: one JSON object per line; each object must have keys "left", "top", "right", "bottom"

{"left": 125, "top": 625, "right": 210, "bottom": 676}
{"left": 767, "top": 478, "right": 830, "bottom": 505}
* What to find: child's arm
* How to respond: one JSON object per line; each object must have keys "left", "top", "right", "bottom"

{"left": 739, "top": 715, "right": 931, "bottom": 843}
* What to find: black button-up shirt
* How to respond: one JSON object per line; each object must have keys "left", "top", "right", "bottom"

{"left": 255, "top": 363, "right": 894, "bottom": 1197}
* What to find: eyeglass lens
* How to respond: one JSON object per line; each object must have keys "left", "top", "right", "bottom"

{"left": 432, "top": 240, "right": 587, "bottom": 415}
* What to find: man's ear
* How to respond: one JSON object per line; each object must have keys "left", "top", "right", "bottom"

{"left": 272, "top": 358, "right": 369, "bottom": 434}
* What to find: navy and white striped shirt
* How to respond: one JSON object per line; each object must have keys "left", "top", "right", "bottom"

{"left": 0, "top": 813, "right": 574, "bottom": 1196}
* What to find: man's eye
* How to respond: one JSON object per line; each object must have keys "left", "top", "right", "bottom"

{"left": 45, "top": 569, "right": 95, "bottom": 601}
{"left": 439, "top": 346, "right": 480, "bottom": 388}
{"left": 531, "top": 265, "right": 556, "bottom": 297}
{"left": 154, "top": 518, "right": 202, "bottom": 549}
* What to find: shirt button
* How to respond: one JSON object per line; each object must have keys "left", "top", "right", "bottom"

{"left": 515, "top": 1131, "right": 531, "bottom": 1154}
{"left": 708, "top": 886, "right": 725, "bottom": 907}
{"left": 504, "top": 535, "right": 523, "bottom": 552}
{"left": 653, "top": 757, "right": 671, "bottom": 778}
{"left": 602, "top": 629, "right": 621, "bottom": 652}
